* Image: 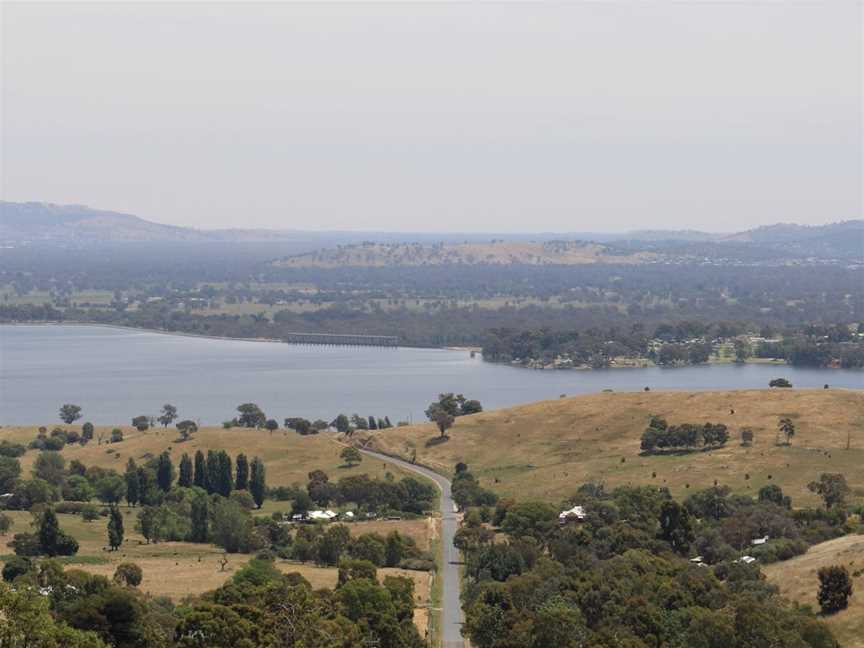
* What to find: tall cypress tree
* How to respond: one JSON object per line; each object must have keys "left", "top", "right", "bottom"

{"left": 206, "top": 450, "right": 220, "bottom": 495}
{"left": 190, "top": 495, "right": 209, "bottom": 543}
{"left": 193, "top": 450, "right": 207, "bottom": 490}
{"left": 137, "top": 467, "right": 154, "bottom": 506}
{"left": 235, "top": 453, "right": 249, "bottom": 491}
{"left": 39, "top": 508, "right": 61, "bottom": 556}
{"left": 249, "top": 457, "right": 266, "bottom": 509}
{"left": 178, "top": 453, "right": 193, "bottom": 488}
{"left": 107, "top": 505, "right": 124, "bottom": 551}
{"left": 217, "top": 451, "right": 232, "bottom": 497}
{"left": 156, "top": 451, "right": 174, "bottom": 492}
{"left": 124, "top": 458, "right": 140, "bottom": 507}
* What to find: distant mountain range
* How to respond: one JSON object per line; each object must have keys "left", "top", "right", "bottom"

{"left": 1, "top": 201, "right": 861, "bottom": 261}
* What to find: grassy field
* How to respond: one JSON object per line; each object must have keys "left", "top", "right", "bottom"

{"left": 356, "top": 389, "right": 864, "bottom": 507}
{"left": 2, "top": 426, "right": 417, "bottom": 488}
{"left": 0, "top": 507, "right": 434, "bottom": 634}
{"left": 764, "top": 534, "right": 864, "bottom": 648}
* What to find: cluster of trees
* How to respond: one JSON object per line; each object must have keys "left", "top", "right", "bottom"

{"left": 300, "top": 469, "right": 437, "bottom": 516}
{"left": 640, "top": 416, "right": 730, "bottom": 453}
{"left": 286, "top": 523, "right": 431, "bottom": 571}
{"left": 456, "top": 476, "right": 853, "bottom": 647}
{"left": 482, "top": 321, "right": 864, "bottom": 369}
{"left": 452, "top": 464, "right": 498, "bottom": 509}
{"left": 1, "top": 551, "right": 426, "bottom": 647}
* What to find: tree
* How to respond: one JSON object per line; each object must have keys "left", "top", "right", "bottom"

{"left": 107, "top": 505, "right": 124, "bottom": 551}
{"left": 265, "top": 419, "right": 279, "bottom": 433}
{"left": 136, "top": 507, "right": 157, "bottom": 544}
{"left": 95, "top": 473, "right": 126, "bottom": 504}
{"left": 758, "top": 484, "right": 791, "bottom": 509}
{"left": 0, "top": 456, "right": 21, "bottom": 493}
{"left": 176, "top": 420, "right": 198, "bottom": 441}
{"left": 157, "top": 404, "right": 178, "bottom": 427}
{"left": 778, "top": 417, "right": 796, "bottom": 445}
{"left": 740, "top": 428, "right": 754, "bottom": 447}
{"left": 156, "top": 452, "right": 174, "bottom": 492}
{"left": 39, "top": 508, "right": 79, "bottom": 557}
{"left": 211, "top": 498, "right": 252, "bottom": 553}
{"left": 0, "top": 584, "right": 109, "bottom": 647}
{"left": 194, "top": 450, "right": 207, "bottom": 490}
{"left": 178, "top": 453, "right": 193, "bottom": 488}
{"left": 110, "top": 428, "right": 124, "bottom": 443}
{"left": 33, "top": 450, "right": 66, "bottom": 487}
{"left": 808, "top": 473, "right": 849, "bottom": 509}
{"left": 235, "top": 454, "right": 249, "bottom": 491}
{"left": 59, "top": 404, "right": 82, "bottom": 424}
{"left": 124, "top": 459, "right": 139, "bottom": 506}
{"left": 113, "top": 562, "right": 142, "bottom": 587}
{"left": 333, "top": 414, "right": 350, "bottom": 434}
{"left": 131, "top": 416, "right": 149, "bottom": 431}
{"left": 34, "top": 519, "right": 61, "bottom": 559}
{"left": 217, "top": 452, "right": 233, "bottom": 498}
{"left": 426, "top": 403, "right": 455, "bottom": 438}
{"left": 341, "top": 446, "right": 362, "bottom": 467}
{"left": 461, "top": 399, "right": 483, "bottom": 415}
{"left": 190, "top": 494, "right": 209, "bottom": 543}
{"left": 818, "top": 565, "right": 853, "bottom": 614}
{"left": 236, "top": 403, "right": 266, "bottom": 428}
{"left": 249, "top": 457, "right": 266, "bottom": 509}
{"left": 206, "top": 450, "right": 220, "bottom": 495}
{"left": 658, "top": 500, "right": 694, "bottom": 555}
{"left": 82, "top": 422, "right": 94, "bottom": 443}
{"left": 769, "top": 378, "right": 792, "bottom": 388}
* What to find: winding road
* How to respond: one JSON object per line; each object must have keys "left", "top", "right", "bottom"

{"left": 359, "top": 449, "right": 465, "bottom": 648}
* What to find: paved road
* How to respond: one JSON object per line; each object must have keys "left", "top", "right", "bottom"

{"left": 360, "top": 449, "right": 464, "bottom": 648}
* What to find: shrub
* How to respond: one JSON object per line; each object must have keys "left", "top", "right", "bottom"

{"left": 0, "top": 512, "right": 12, "bottom": 534}
{"left": 113, "top": 562, "right": 143, "bottom": 587}
{"left": 55, "top": 501, "right": 87, "bottom": 515}
{"left": 1, "top": 556, "right": 32, "bottom": 582}
{"left": 818, "top": 565, "right": 853, "bottom": 614}
{"left": 0, "top": 441, "right": 26, "bottom": 458}
{"left": 81, "top": 504, "right": 101, "bottom": 522}
{"left": 111, "top": 429, "right": 124, "bottom": 443}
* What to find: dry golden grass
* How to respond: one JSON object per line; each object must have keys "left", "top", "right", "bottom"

{"left": 357, "top": 389, "right": 864, "bottom": 507}
{"left": 764, "top": 534, "right": 864, "bottom": 648}
{"left": 3, "top": 426, "right": 416, "bottom": 488}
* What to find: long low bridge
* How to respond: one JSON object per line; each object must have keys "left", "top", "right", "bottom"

{"left": 281, "top": 331, "right": 399, "bottom": 347}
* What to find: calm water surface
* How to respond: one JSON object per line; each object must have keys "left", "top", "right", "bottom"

{"left": 1, "top": 325, "right": 861, "bottom": 425}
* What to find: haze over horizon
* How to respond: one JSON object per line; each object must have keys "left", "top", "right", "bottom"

{"left": 2, "top": 3, "right": 861, "bottom": 233}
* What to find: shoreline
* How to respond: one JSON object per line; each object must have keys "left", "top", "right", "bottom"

{"left": 3, "top": 322, "right": 861, "bottom": 373}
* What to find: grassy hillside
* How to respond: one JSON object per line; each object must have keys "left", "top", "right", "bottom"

{"left": 764, "top": 534, "right": 864, "bottom": 648}
{"left": 356, "top": 389, "right": 864, "bottom": 507}
{"left": 2, "top": 425, "right": 416, "bottom": 487}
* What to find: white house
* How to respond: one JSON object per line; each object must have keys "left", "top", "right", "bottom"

{"left": 308, "top": 510, "right": 338, "bottom": 522}
{"left": 751, "top": 535, "right": 769, "bottom": 546}
{"left": 558, "top": 505, "right": 586, "bottom": 524}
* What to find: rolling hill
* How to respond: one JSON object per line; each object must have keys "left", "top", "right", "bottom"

{"left": 353, "top": 389, "right": 864, "bottom": 507}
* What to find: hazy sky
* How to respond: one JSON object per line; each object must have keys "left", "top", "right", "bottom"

{"left": 1, "top": 2, "right": 861, "bottom": 233}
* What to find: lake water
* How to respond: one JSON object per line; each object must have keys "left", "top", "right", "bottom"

{"left": 0, "top": 324, "right": 861, "bottom": 426}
